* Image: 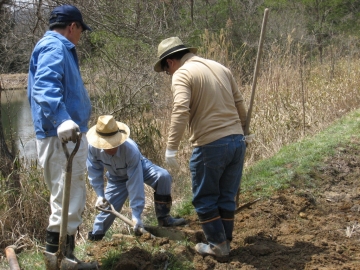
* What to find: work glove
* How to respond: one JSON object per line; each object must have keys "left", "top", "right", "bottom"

{"left": 132, "top": 218, "right": 144, "bottom": 236}
{"left": 95, "top": 196, "right": 109, "bottom": 209}
{"left": 165, "top": 149, "right": 179, "bottom": 168}
{"left": 244, "top": 133, "right": 255, "bottom": 144}
{"left": 57, "top": 120, "right": 80, "bottom": 143}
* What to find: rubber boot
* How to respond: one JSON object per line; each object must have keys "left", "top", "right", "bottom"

{"left": 88, "top": 231, "right": 105, "bottom": 241}
{"left": 66, "top": 234, "right": 99, "bottom": 269}
{"left": 45, "top": 230, "right": 60, "bottom": 253}
{"left": 222, "top": 219, "right": 234, "bottom": 252}
{"left": 154, "top": 193, "right": 186, "bottom": 227}
{"left": 195, "top": 217, "right": 230, "bottom": 258}
{"left": 219, "top": 209, "right": 235, "bottom": 252}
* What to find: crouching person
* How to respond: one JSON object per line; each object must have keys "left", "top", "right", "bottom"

{"left": 87, "top": 115, "right": 186, "bottom": 241}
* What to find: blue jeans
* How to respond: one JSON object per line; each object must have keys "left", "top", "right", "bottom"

{"left": 190, "top": 134, "right": 246, "bottom": 216}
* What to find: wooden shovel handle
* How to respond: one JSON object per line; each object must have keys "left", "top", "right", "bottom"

{"left": 234, "top": 198, "right": 261, "bottom": 214}
{"left": 58, "top": 133, "right": 82, "bottom": 256}
{"left": 96, "top": 203, "right": 155, "bottom": 238}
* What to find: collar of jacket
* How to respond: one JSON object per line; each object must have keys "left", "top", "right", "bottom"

{"left": 44, "top": 30, "right": 75, "bottom": 50}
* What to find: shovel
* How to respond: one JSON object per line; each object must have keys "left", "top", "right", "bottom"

{"left": 44, "top": 134, "right": 82, "bottom": 270}
{"left": 96, "top": 203, "right": 198, "bottom": 241}
{"left": 96, "top": 203, "right": 156, "bottom": 238}
{"left": 236, "top": 8, "right": 269, "bottom": 207}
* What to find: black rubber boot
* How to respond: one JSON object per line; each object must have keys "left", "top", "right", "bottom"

{"left": 222, "top": 219, "right": 233, "bottom": 251}
{"left": 219, "top": 208, "right": 235, "bottom": 251}
{"left": 45, "top": 230, "right": 59, "bottom": 253}
{"left": 154, "top": 192, "right": 186, "bottom": 227}
{"left": 195, "top": 212, "right": 229, "bottom": 258}
{"left": 88, "top": 231, "right": 105, "bottom": 241}
{"left": 65, "top": 235, "right": 76, "bottom": 260}
{"left": 66, "top": 234, "right": 99, "bottom": 269}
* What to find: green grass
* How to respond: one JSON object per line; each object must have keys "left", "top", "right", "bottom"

{"left": 172, "top": 195, "right": 195, "bottom": 217}
{"left": 13, "top": 250, "right": 44, "bottom": 270}
{"left": 241, "top": 109, "right": 360, "bottom": 198}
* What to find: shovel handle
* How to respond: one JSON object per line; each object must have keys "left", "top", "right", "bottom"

{"left": 62, "top": 132, "right": 82, "bottom": 172}
{"left": 58, "top": 133, "right": 82, "bottom": 257}
{"left": 234, "top": 198, "right": 261, "bottom": 214}
{"left": 244, "top": 8, "right": 269, "bottom": 136}
{"left": 96, "top": 203, "right": 155, "bottom": 238}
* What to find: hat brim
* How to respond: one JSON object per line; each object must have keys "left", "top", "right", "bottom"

{"left": 154, "top": 47, "right": 197, "bottom": 72}
{"left": 86, "top": 122, "right": 130, "bottom": 149}
{"left": 81, "top": 21, "right": 92, "bottom": 31}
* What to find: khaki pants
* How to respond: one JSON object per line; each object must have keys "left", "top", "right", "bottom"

{"left": 37, "top": 135, "right": 88, "bottom": 235}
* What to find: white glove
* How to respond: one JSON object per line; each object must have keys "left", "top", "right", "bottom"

{"left": 57, "top": 120, "right": 80, "bottom": 143}
{"left": 244, "top": 134, "right": 255, "bottom": 144}
{"left": 132, "top": 218, "right": 144, "bottom": 236}
{"left": 165, "top": 149, "right": 179, "bottom": 168}
{"left": 95, "top": 196, "right": 109, "bottom": 209}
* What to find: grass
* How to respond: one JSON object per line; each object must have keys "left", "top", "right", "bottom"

{"left": 10, "top": 249, "right": 44, "bottom": 270}
{"left": 346, "top": 222, "right": 360, "bottom": 238}
{"left": 241, "top": 109, "right": 360, "bottom": 198}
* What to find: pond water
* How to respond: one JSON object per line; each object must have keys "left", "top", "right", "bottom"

{"left": 1, "top": 89, "right": 37, "bottom": 161}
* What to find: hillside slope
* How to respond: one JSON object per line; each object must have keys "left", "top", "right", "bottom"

{"left": 84, "top": 110, "right": 360, "bottom": 269}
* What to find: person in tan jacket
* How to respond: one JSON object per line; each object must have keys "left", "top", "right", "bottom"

{"left": 154, "top": 37, "right": 247, "bottom": 258}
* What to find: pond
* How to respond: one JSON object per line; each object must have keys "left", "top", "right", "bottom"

{"left": 1, "top": 89, "right": 37, "bottom": 161}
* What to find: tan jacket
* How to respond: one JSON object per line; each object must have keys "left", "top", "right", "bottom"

{"left": 167, "top": 53, "right": 247, "bottom": 150}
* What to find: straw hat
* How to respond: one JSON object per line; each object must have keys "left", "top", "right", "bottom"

{"left": 87, "top": 115, "right": 130, "bottom": 149}
{"left": 154, "top": 37, "right": 197, "bottom": 72}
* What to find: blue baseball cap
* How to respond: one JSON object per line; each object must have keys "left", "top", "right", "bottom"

{"left": 49, "top": 5, "right": 91, "bottom": 31}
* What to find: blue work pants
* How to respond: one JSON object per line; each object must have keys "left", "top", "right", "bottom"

{"left": 190, "top": 134, "right": 246, "bottom": 215}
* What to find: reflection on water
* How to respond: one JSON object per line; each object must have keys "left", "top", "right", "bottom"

{"left": 1, "top": 89, "right": 37, "bottom": 161}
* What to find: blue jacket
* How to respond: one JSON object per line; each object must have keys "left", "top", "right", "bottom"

{"left": 27, "top": 31, "right": 91, "bottom": 139}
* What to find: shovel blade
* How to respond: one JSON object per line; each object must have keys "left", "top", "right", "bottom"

{"left": 43, "top": 251, "right": 78, "bottom": 270}
{"left": 143, "top": 225, "right": 205, "bottom": 242}
{"left": 60, "top": 258, "right": 78, "bottom": 270}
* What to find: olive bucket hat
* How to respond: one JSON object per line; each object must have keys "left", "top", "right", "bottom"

{"left": 87, "top": 115, "right": 130, "bottom": 149}
{"left": 154, "top": 37, "right": 197, "bottom": 72}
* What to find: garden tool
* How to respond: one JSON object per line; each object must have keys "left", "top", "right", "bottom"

{"left": 96, "top": 203, "right": 155, "bottom": 238}
{"left": 96, "top": 203, "right": 192, "bottom": 241}
{"left": 236, "top": 8, "right": 269, "bottom": 207}
{"left": 234, "top": 198, "right": 261, "bottom": 214}
{"left": 44, "top": 134, "right": 84, "bottom": 270}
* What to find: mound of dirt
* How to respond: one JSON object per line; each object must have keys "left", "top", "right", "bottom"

{"left": 86, "top": 141, "right": 360, "bottom": 269}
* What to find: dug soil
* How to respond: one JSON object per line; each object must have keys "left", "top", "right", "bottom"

{"left": 86, "top": 141, "right": 360, "bottom": 270}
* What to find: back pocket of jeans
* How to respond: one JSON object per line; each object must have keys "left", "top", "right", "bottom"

{"left": 202, "top": 144, "right": 227, "bottom": 169}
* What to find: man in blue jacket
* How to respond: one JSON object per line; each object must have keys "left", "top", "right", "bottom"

{"left": 86, "top": 115, "right": 186, "bottom": 241}
{"left": 27, "top": 5, "right": 95, "bottom": 267}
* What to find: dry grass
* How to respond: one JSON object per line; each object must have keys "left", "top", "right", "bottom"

{"left": 0, "top": 164, "right": 49, "bottom": 250}
{"left": 346, "top": 222, "right": 360, "bottom": 238}
{"left": 0, "top": 73, "right": 27, "bottom": 90}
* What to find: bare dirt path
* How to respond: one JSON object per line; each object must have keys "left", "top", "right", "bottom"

{"left": 86, "top": 139, "right": 360, "bottom": 269}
